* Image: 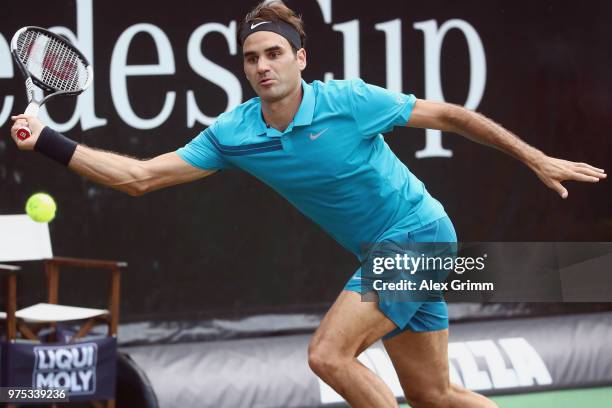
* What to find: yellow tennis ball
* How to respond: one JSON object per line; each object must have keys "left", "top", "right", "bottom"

{"left": 25, "top": 193, "right": 57, "bottom": 223}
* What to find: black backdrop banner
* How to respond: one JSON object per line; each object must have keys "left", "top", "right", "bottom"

{"left": 0, "top": 1, "right": 610, "bottom": 321}
{"left": 122, "top": 313, "right": 612, "bottom": 407}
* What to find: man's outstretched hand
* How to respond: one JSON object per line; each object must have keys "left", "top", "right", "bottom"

{"left": 529, "top": 154, "right": 606, "bottom": 199}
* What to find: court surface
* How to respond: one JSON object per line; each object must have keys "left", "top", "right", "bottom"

{"left": 398, "top": 386, "right": 612, "bottom": 408}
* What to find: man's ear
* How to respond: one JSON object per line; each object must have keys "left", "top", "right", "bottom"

{"left": 297, "top": 48, "right": 307, "bottom": 71}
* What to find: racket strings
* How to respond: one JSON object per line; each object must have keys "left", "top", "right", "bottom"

{"left": 16, "top": 30, "right": 89, "bottom": 92}
{"left": 45, "top": 36, "right": 80, "bottom": 91}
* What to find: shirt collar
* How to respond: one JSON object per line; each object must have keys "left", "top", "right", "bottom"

{"left": 293, "top": 79, "right": 315, "bottom": 127}
{"left": 255, "top": 79, "right": 315, "bottom": 138}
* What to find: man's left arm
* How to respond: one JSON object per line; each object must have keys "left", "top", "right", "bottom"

{"left": 406, "top": 99, "right": 606, "bottom": 198}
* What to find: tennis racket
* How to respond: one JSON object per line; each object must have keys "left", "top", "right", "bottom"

{"left": 10, "top": 26, "right": 92, "bottom": 141}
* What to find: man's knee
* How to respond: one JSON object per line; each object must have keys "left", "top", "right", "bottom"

{"left": 404, "top": 384, "right": 450, "bottom": 408}
{"left": 307, "top": 340, "right": 348, "bottom": 380}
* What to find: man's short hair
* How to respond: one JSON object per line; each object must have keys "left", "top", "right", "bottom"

{"left": 238, "top": 0, "right": 307, "bottom": 50}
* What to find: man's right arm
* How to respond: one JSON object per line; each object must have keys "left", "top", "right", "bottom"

{"left": 10, "top": 114, "right": 216, "bottom": 197}
{"left": 70, "top": 146, "right": 216, "bottom": 196}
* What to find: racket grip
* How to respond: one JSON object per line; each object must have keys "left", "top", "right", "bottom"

{"left": 17, "top": 102, "right": 40, "bottom": 140}
{"left": 24, "top": 102, "right": 40, "bottom": 116}
{"left": 16, "top": 126, "right": 32, "bottom": 141}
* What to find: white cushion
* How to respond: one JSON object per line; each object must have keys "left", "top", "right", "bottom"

{"left": 14, "top": 303, "right": 108, "bottom": 322}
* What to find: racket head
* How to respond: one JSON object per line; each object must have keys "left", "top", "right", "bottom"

{"left": 10, "top": 26, "right": 92, "bottom": 96}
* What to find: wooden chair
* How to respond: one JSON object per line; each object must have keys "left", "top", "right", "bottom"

{"left": 0, "top": 215, "right": 126, "bottom": 408}
{"left": 12, "top": 257, "right": 125, "bottom": 344}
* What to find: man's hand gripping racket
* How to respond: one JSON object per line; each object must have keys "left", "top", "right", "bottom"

{"left": 10, "top": 26, "right": 92, "bottom": 145}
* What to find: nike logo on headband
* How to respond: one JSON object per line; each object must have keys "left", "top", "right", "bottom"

{"left": 251, "top": 21, "right": 271, "bottom": 29}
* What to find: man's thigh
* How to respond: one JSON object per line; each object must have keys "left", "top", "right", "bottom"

{"left": 311, "top": 290, "right": 396, "bottom": 357}
{"left": 346, "top": 265, "right": 449, "bottom": 340}
{"left": 383, "top": 328, "right": 450, "bottom": 392}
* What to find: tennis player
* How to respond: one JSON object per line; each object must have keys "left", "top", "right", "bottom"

{"left": 9, "top": 1, "right": 606, "bottom": 407}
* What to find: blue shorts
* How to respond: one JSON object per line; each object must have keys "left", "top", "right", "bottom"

{"left": 344, "top": 216, "right": 457, "bottom": 339}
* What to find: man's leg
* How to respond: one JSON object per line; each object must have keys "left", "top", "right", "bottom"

{"left": 308, "top": 290, "right": 398, "bottom": 408}
{"left": 383, "top": 328, "right": 499, "bottom": 408}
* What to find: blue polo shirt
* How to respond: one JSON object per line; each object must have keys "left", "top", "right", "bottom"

{"left": 177, "top": 79, "right": 446, "bottom": 257}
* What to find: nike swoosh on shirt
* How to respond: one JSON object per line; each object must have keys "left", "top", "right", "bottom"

{"left": 251, "top": 21, "right": 270, "bottom": 29}
{"left": 309, "top": 128, "right": 329, "bottom": 140}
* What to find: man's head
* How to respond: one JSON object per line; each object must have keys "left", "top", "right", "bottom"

{"left": 238, "top": 1, "right": 307, "bottom": 103}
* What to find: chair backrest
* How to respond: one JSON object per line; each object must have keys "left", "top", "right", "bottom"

{"left": 0, "top": 214, "right": 53, "bottom": 262}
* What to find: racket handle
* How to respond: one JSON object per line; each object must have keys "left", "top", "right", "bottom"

{"left": 17, "top": 102, "right": 40, "bottom": 140}
{"left": 24, "top": 102, "right": 40, "bottom": 116}
{"left": 16, "top": 126, "right": 32, "bottom": 141}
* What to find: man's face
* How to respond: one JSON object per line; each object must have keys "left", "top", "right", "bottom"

{"left": 243, "top": 31, "right": 306, "bottom": 103}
